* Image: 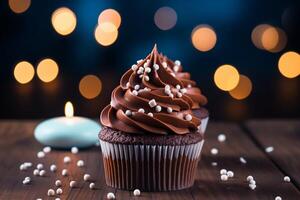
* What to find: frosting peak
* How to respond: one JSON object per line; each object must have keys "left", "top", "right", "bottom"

{"left": 101, "top": 45, "right": 207, "bottom": 135}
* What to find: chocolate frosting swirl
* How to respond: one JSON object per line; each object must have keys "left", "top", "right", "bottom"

{"left": 101, "top": 45, "right": 207, "bottom": 135}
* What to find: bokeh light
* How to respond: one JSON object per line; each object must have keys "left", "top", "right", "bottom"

{"left": 229, "top": 75, "right": 253, "bottom": 100}
{"left": 51, "top": 7, "right": 77, "bottom": 36}
{"left": 268, "top": 27, "right": 287, "bottom": 53}
{"left": 94, "top": 23, "right": 118, "bottom": 46}
{"left": 37, "top": 58, "right": 59, "bottom": 83}
{"left": 154, "top": 7, "right": 177, "bottom": 30}
{"left": 9, "top": 0, "right": 31, "bottom": 14}
{"left": 13, "top": 61, "right": 34, "bottom": 84}
{"left": 79, "top": 75, "right": 102, "bottom": 99}
{"left": 191, "top": 25, "right": 217, "bottom": 52}
{"left": 98, "top": 9, "right": 121, "bottom": 29}
{"left": 261, "top": 26, "right": 279, "bottom": 51}
{"left": 278, "top": 51, "right": 300, "bottom": 78}
{"left": 214, "top": 64, "right": 240, "bottom": 91}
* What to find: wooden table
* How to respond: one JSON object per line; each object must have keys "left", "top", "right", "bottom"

{"left": 0, "top": 120, "right": 300, "bottom": 200}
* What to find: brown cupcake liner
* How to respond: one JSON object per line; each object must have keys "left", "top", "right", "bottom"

{"left": 198, "top": 117, "right": 209, "bottom": 135}
{"left": 100, "top": 139, "right": 204, "bottom": 191}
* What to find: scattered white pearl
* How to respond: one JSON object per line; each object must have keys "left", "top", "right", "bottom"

{"left": 275, "top": 196, "right": 282, "bottom": 200}
{"left": 240, "top": 157, "right": 247, "bottom": 164}
{"left": 22, "top": 179, "right": 31, "bottom": 185}
{"left": 180, "top": 88, "right": 187, "bottom": 94}
{"left": 36, "top": 198, "right": 42, "bottom": 200}
{"left": 153, "top": 64, "right": 159, "bottom": 70}
{"left": 138, "top": 108, "right": 145, "bottom": 113}
{"left": 47, "top": 189, "right": 55, "bottom": 196}
{"left": 185, "top": 114, "right": 192, "bottom": 121}
{"left": 43, "top": 146, "right": 51, "bottom": 153}
{"left": 249, "top": 180, "right": 256, "bottom": 185}
{"left": 165, "top": 85, "right": 171, "bottom": 90}
{"left": 77, "top": 160, "right": 85, "bottom": 167}
{"left": 168, "top": 93, "right": 174, "bottom": 98}
{"left": 63, "top": 156, "right": 71, "bottom": 164}
{"left": 162, "top": 62, "right": 167, "bottom": 68}
{"left": 55, "top": 180, "right": 62, "bottom": 187}
{"left": 62, "top": 169, "right": 68, "bottom": 176}
{"left": 83, "top": 174, "right": 91, "bottom": 181}
{"left": 37, "top": 164, "right": 44, "bottom": 170}
{"left": 125, "top": 110, "right": 132, "bottom": 116}
{"left": 220, "top": 174, "right": 228, "bottom": 181}
{"left": 284, "top": 176, "right": 291, "bottom": 182}
{"left": 148, "top": 99, "right": 157, "bottom": 108}
{"left": 55, "top": 198, "right": 61, "bottom": 200}
{"left": 56, "top": 188, "right": 63, "bottom": 195}
{"left": 173, "top": 65, "right": 179, "bottom": 72}
{"left": 265, "top": 146, "right": 274, "bottom": 153}
{"left": 143, "top": 62, "right": 148, "bottom": 68}
{"left": 210, "top": 148, "right": 218, "bottom": 155}
{"left": 176, "top": 92, "right": 183, "bottom": 98}
{"left": 218, "top": 134, "right": 226, "bottom": 142}
{"left": 19, "top": 164, "right": 27, "bottom": 171}
{"left": 133, "top": 189, "right": 141, "bottom": 196}
{"left": 71, "top": 147, "right": 79, "bottom": 154}
{"left": 167, "top": 107, "right": 173, "bottom": 113}
{"left": 24, "top": 162, "right": 32, "bottom": 168}
{"left": 220, "top": 169, "right": 227, "bottom": 175}
{"left": 187, "top": 84, "right": 192, "bottom": 88}
{"left": 147, "top": 112, "right": 153, "bottom": 117}
{"left": 249, "top": 184, "right": 256, "bottom": 190}
{"left": 145, "top": 67, "right": 151, "bottom": 73}
{"left": 132, "top": 90, "right": 138, "bottom": 96}
{"left": 174, "top": 60, "right": 181, "bottom": 66}
{"left": 227, "top": 171, "right": 234, "bottom": 178}
{"left": 107, "top": 192, "right": 115, "bottom": 199}
{"left": 25, "top": 176, "right": 31, "bottom": 181}
{"left": 144, "top": 75, "right": 150, "bottom": 81}
{"left": 69, "top": 181, "right": 77, "bottom": 188}
{"left": 155, "top": 105, "right": 162, "bottom": 112}
{"left": 33, "top": 169, "right": 40, "bottom": 176}
{"left": 137, "top": 59, "right": 143, "bottom": 64}
{"left": 131, "top": 64, "right": 138, "bottom": 70}
{"left": 134, "top": 85, "right": 140, "bottom": 90}
{"left": 247, "top": 176, "right": 254, "bottom": 182}
{"left": 39, "top": 170, "right": 46, "bottom": 176}
{"left": 211, "top": 162, "right": 218, "bottom": 166}
{"left": 37, "top": 151, "right": 45, "bottom": 158}
{"left": 176, "top": 84, "right": 181, "bottom": 89}
{"left": 89, "top": 182, "right": 95, "bottom": 189}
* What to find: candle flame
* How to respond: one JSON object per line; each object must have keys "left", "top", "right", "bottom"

{"left": 65, "top": 101, "right": 74, "bottom": 118}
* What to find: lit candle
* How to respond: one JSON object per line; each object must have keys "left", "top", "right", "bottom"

{"left": 34, "top": 101, "right": 101, "bottom": 148}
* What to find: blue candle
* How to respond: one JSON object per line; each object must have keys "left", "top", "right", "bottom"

{"left": 34, "top": 102, "right": 101, "bottom": 148}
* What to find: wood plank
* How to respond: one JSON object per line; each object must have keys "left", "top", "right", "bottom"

{"left": 245, "top": 119, "right": 300, "bottom": 189}
{"left": 0, "top": 120, "right": 299, "bottom": 199}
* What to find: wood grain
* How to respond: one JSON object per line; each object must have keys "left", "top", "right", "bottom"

{"left": 0, "top": 120, "right": 299, "bottom": 199}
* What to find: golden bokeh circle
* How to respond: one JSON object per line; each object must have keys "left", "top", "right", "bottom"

{"left": 229, "top": 75, "right": 252, "bottom": 100}
{"left": 214, "top": 64, "right": 240, "bottom": 91}
{"left": 51, "top": 7, "right": 77, "bottom": 36}
{"left": 94, "top": 23, "right": 118, "bottom": 46}
{"left": 9, "top": 0, "right": 31, "bottom": 14}
{"left": 98, "top": 9, "right": 121, "bottom": 29}
{"left": 79, "top": 75, "right": 102, "bottom": 99}
{"left": 14, "top": 61, "right": 35, "bottom": 84}
{"left": 37, "top": 58, "right": 59, "bottom": 83}
{"left": 278, "top": 51, "right": 300, "bottom": 78}
{"left": 191, "top": 25, "right": 217, "bottom": 52}
{"left": 261, "top": 26, "right": 279, "bottom": 51}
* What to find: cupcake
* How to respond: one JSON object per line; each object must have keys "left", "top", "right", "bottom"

{"left": 99, "top": 45, "right": 208, "bottom": 191}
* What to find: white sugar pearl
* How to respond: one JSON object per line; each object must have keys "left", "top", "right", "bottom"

{"left": 70, "top": 181, "right": 77, "bottom": 188}
{"left": 220, "top": 174, "right": 228, "bottom": 181}
{"left": 33, "top": 169, "right": 40, "bottom": 176}
{"left": 227, "top": 171, "right": 234, "bottom": 178}
{"left": 148, "top": 99, "right": 157, "bottom": 108}
{"left": 19, "top": 164, "right": 27, "bottom": 171}
{"left": 165, "top": 89, "right": 171, "bottom": 95}
{"left": 107, "top": 192, "right": 115, "bottom": 199}
{"left": 39, "top": 170, "right": 46, "bottom": 176}
{"left": 275, "top": 196, "right": 282, "bottom": 200}
{"left": 167, "top": 107, "right": 173, "bottom": 113}
{"left": 169, "top": 93, "right": 174, "bottom": 98}
{"left": 37, "top": 151, "right": 45, "bottom": 158}
{"left": 22, "top": 179, "right": 30, "bottom": 185}
{"left": 134, "top": 85, "right": 140, "bottom": 90}
{"left": 165, "top": 85, "right": 170, "bottom": 90}
{"left": 55, "top": 198, "right": 61, "bottom": 200}
{"left": 50, "top": 164, "right": 57, "bottom": 172}
{"left": 62, "top": 169, "right": 68, "bottom": 176}
{"left": 265, "top": 146, "right": 274, "bottom": 153}
{"left": 71, "top": 147, "right": 79, "bottom": 154}
{"left": 138, "top": 108, "right": 145, "bottom": 113}
{"left": 247, "top": 176, "right": 254, "bottom": 182}
{"left": 147, "top": 112, "right": 153, "bottom": 117}
{"left": 125, "top": 110, "right": 132, "bottom": 116}
{"left": 144, "top": 75, "right": 150, "bottom": 81}
{"left": 56, "top": 188, "right": 63, "bottom": 195}
{"left": 249, "top": 180, "right": 256, "bottom": 185}
{"left": 240, "top": 157, "right": 247, "bottom": 164}
{"left": 176, "top": 84, "right": 181, "bottom": 89}
{"left": 185, "top": 114, "right": 192, "bottom": 121}
{"left": 187, "top": 84, "right": 192, "bottom": 88}
{"left": 210, "top": 148, "right": 218, "bottom": 155}
{"left": 180, "top": 88, "right": 187, "bottom": 94}
{"left": 138, "top": 66, "right": 144, "bottom": 72}
{"left": 131, "top": 64, "right": 138, "bottom": 70}
{"left": 162, "top": 62, "right": 167, "bottom": 68}
{"left": 218, "top": 134, "right": 226, "bottom": 142}
{"left": 43, "top": 146, "right": 51, "bottom": 153}
{"left": 249, "top": 184, "right": 256, "bottom": 190}
{"left": 132, "top": 90, "right": 138, "bottom": 96}
{"left": 137, "top": 59, "right": 143, "bottom": 64}
{"left": 55, "top": 180, "right": 62, "bottom": 187}
{"left": 143, "top": 62, "right": 149, "bottom": 68}
{"left": 25, "top": 176, "right": 31, "bottom": 181}
{"left": 175, "top": 60, "right": 181, "bottom": 66}
{"left": 37, "top": 164, "right": 44, "bottom": 170}
{"left": 63, "top": 156, "right": 71, "bottom": 164}
{"left": 145, "top": 67, "right": 151, "bottom": 73}
{"left": 173, "top": 65, "right": 179, "bottom": 72}
{"left": 36, "top": 198, "right": 42, "bottom": 200}
{"left": 47, "top": 189, "right": 55, "bottom": 196}
{"left": 24, "top": 162, "right": 32, "bottom": 168}
{"left": 155, "top": 105, "right": 162, "bottom": 112}
{"left": 284, "top": 176, "right": 291, "bottom": 182}
{"left": 84, "top": 174, "right": 91, "bottom": 181}
{"left": 89, "top": 182, "right": 95, "bottom": 189}
{"left": 211, "top": 162, "right": 218, "bottom": 166}
{"left": 220, "top": 169, "right": 227, "bottom": 175}
{"left": 133, "top": 189, "right": 141, "bottom": 196}
{"left": 176, "top": 92, "right": 182, "bottom": 98}
{"left": 153, "top": 64, "right": 159, "bottom": 70}
{"left": 77, "top": 160, "right": 84, "bottom": 167}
